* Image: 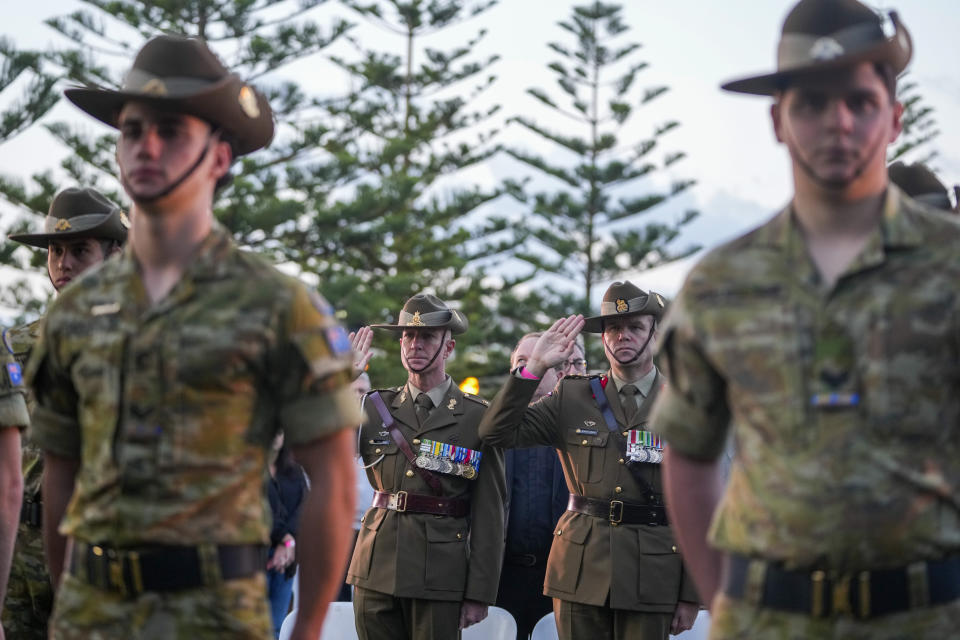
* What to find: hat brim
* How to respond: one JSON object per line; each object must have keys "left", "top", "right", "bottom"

{"left": 581, "top": 308, "right": 663, "bottom": 334}
{"left": 9, "top": 210, "right": 128, "bottom": 249}
{"left": 65, "top": 76, "right": 273, "bottom": 156}
{"left": 721, "top": 24, "right": 911, "bottom": 96}
{"left": 371, "top": 310, "right": 469, "bottom": 335}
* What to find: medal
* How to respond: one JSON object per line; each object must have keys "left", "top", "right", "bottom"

{"left": 415, "top": 454, "right": 431, "bottom": 469}
{"left": 461, "top": 464, "right": 477, "bottom": 479}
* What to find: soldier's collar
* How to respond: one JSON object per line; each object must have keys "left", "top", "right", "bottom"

{"left": 406, "top": 375, "right": 452, "bottom": 407}
{"left": 608, "top": 367, "right": 657, "bottom": 398}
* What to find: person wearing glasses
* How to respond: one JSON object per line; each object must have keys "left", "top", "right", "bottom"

{"left": 495, "top": 333, "right": 578, "bottom": 639}
{"left": 479, "top": 281, "right": 699, "bottom": 640}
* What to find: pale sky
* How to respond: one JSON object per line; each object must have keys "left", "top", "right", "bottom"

{"left": 1, "top": 0, "right": 958, "bottom": 312}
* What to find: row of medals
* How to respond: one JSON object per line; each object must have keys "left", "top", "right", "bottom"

{"left": 627, "top": 446, "right": 663, "bottom": 464}
{"left": 415, "top": 454, "right": 477, "bottom": 479}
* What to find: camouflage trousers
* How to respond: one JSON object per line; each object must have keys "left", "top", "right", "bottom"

{"left": 50, "top": 572, "right": 272, "bottom": 639}
{"left": 709, "top": 592, "right": 960, "bottom": 640}
{"left": 2, "top": 522, "right": 53, "bottom": 640}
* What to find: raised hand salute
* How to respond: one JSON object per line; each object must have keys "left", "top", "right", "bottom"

{"left": 525, "top": 314, "right": 585, "bottom": 377}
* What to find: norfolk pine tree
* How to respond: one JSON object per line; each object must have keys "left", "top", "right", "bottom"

{"left": 506, "top": 1, "right": 698, "bottom": 358}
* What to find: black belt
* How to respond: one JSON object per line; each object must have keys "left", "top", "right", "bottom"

{"left": 566, "top": 495, "right": 667, "bottom": 526}
{"left": 69, "top": 541, "right": 265, "bottom": 596}
{"left": 505, "top": 553, "right": 544, "bottom": 568}
{"left": 20, "top": 499, "right": 41, "bottom": 527}
{"left": 724, "top": 553, "right": 960, "bottom": 619}
{"left": 372, "top": 490, "right": 470, "bottom": 517}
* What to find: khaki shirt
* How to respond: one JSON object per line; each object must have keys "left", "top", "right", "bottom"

{"left": 479, "top": 369, "right": 698, "bottom": 612}
{"left": 347, "top": 383, "right": 506, "bottom": 604}
{"left": 27, "top": 224, "right": 360, "bottom": 546}
{"left": 652, "top": 187, "right": 960, "bottom": 570}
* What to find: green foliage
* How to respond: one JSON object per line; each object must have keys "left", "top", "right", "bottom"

{"left": 888, "top": 73, "right": 940, "bottom": 166}
{"left": 506, "top": 2, "right": 698, "bottom": 313}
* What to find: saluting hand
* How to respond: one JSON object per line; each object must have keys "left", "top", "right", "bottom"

{"left": 349, "top": 326, "right": 374, "bottom": 375}
{"left": 527, "top": 314, "right": 585, "bottom": 377}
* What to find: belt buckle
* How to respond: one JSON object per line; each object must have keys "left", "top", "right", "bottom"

{"left": 394, "top": 491, "right": 408, "bottom": 513}
{"left": 609, "top": 500, "right": 623, "bottom": 524}
{"left": 832, "top": 573, "right": 853, "bottom": 617}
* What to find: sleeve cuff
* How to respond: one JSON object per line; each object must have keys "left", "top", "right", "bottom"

{"left": 281, "top": 384, "right": 363, "bottom": 446}
{"left": 0, "top": 393, "right": 29, "bottom": 431}
{"left": 654, "top": 389, "right": 728, "bottom": 461}
{"left": 29, "top": 405, "right": 81, "bottom": 458}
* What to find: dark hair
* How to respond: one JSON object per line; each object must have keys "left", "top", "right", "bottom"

{"left": 873, "top": 62, "right": 897, "bottom": 103}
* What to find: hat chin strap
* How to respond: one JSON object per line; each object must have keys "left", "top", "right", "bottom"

{"left": 123, "top": 129, "right": 218, "bottom": 204}
{"left": 604, "top": 325, "right": 655, "bottom": 366}
{"left": 402, "top": 340, "right": 446, "bottom": 374}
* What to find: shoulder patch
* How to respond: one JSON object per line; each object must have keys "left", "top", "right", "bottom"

{"left": 463, "top": 393, "right": 489, "bottom": 406}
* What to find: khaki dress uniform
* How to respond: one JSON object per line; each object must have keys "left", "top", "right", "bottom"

{"left": 479, "top": 283, "right": 698, "bottom": 640}
{"left": 347, "top": 294, "right": 506, "bottom": 640}
{"left": 27, "top": 224, "right": 360, "bottom": 639}
{"left": 653, "top": 188, "right": 960, "bottom": 639}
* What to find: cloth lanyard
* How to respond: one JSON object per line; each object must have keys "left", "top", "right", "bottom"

{"left": 368, "top": 391, "right": 443, "bottom": 496}
{"left": 588, "top": 377, "right": 655, "bottom": 498}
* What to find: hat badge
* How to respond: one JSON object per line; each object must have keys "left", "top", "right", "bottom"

{"left": 140, "top": 78, "right": 168, "bottom": 96}
{"left": 54, "top": 219, "right": 72, "bottom": 232}
{"left": 615, "top": 298, "right": 629, "bottom": 313}
{"left": 655, "top": 293, "right": 665, "bottom": 307}
{"left": 410, "top": 311, "right": 424, "bottom": 326}
{"left": 238, "top": 86, "right": 260, "bottom": 119}
{"left": 809, "top": 37, "right": 844, "bottom": 61}
{"left": 119, "top": 211, "right": 131, "bottom": 229}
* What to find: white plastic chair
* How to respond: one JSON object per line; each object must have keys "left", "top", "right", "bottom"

{"left": 670, "top": 609, "right": 711, "bottom": 640}
{"left": 277, "top": 602, "right": 360, "bottom": 640}
{"left": 530, "top": 611, "right": 558, "bottom": 640}
{"left": 462, "top": 605, "right": 517, "bottom": 640}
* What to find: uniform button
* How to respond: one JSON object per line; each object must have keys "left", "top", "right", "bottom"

{"left": 375, "top": 448, "right": 382, "bottom": 454}
{"left": 405, "top": 470, "right": 415, "bottom": 478}
{"left": 622, "top": 431, "right": 628, "bottom": 437}
{"left": 413, "top": 439, "right": 421, "bottom": 445}
{"left": 581, "top": 439, "right": 588, "bottom": 445}
{"left": 615, "top": 486, "right": 622, "bottom": 494}
{"left": 618, "top": 458, "right": 625, "bottom": 465}
{"left": 456, "top": 532, "right": 463, "bottom": 540}
{"left": 672, "top": 545, "right": 677, "bottom": 553}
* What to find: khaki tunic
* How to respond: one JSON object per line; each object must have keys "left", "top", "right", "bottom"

{"left": 347, "top": 383, "right": 506, "bottom": 604}
{"left": 479, "top": 369, "right": 699, "bottom": 613}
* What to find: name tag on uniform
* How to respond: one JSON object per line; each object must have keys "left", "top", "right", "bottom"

{"left": 626, "top": 430, "right": 663, "bottom": 464}
{"left": 415, "top": 438, "right": 482, "bottom": 480}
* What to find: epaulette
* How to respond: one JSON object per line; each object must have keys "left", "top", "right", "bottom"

{"left": 561, "top": 374, "right": 601, "bottom": 381}
{"left": 366, "top": 386, "right": 402, "bottom": 397}
{"left": 463, "top": 393, "right": 489, "bottom": 406}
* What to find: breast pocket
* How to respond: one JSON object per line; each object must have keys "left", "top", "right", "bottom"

{"left": 359, "top": 438, "right": 400, "bottom": 488}
{"left": 565, "top": 429, "right": 609, "bottom": 484}
{"left": 70, "top": 333, "right": 126, "bottom": 469}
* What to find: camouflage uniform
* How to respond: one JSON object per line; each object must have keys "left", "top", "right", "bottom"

{"left": 27, "top": 223, "right": 361, "bottom": 639}
{"left": 0, "top": 334, "right": 29, "bottom": 430}
{"left": 2, "top": 320, "right": 53, "bottom": 639}
{"left": 652, "top": 187, "right": 960, "bottom": 638}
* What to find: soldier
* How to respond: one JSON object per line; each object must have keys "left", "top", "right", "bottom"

{"left": 0, "top": 338, "right": 27, "bottom": 640}
{"left": 26, "top": 35, "right": 361, "bottom": 639}
{"left": 478, "top": 281, "right": 699, "bottom": 640}
{"left": 653, "top": 1, "right": 960, "bottom": 638}
{"left": 4, "top": 186, "right": 127, "bottom": 640}
{"left": 346, "top": 293, "right": 506, "bottom": 640}
{"left": 888, "top": 161, "right": 957, "bottom": 213}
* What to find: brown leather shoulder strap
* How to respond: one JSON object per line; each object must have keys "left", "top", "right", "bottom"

{"left": 368, "top": 391, "right": 443, "bottom": 496}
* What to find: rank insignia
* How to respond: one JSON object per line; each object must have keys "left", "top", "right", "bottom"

{"left": 626, "top": 429, "right": 663, "bottom": 464}
{"left": 616, "top": 298, "right": 629, "bottom": 313}
{"left": 415, "top": 438, "right": 482, "bottom": 479}
{"left": 54, "top": 219, "right": 72, "bottom": 232}
{"left": 399, "top": 390, "right": 407, "bottom": 404}
{"left": 584, "top": 420, "right": 596, "bottom": 427}
{"left": 410, "top": 311, "right": 424, "bottom": 326}
{"left": 447, "top": 398, "right": 456, "bottom": 411}
{"left": 120, "top": 211, "right": 131, "bottom": 229}
{"left": 238, "top": 85, "right": 260, "bottom": 118}
{"left": 5, "top": 362, "right": 22, "bottom": 387}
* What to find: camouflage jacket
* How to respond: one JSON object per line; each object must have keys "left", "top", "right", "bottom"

{"left": 0, "top": 332, "right": 28, "bottom": 431}
{"left": 479, "top": 369, "right": 699, "bottom": 612}
{"left": 7, "top": 320, "right": 42, "bottom": 504}
{"left": 27, "top": 223, "right": 360, "bottom": 546}
{"left": 347, "top": 381, "right": 506, "bottom": 604}
{"left": 652, "top": 186, "right": 960, "bottom": 570}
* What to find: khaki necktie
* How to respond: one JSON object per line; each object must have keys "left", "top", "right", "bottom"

{"left": 415, "top": 393, "right": 433, "bottom": 428}
{"left": 621, "top": 384, "right": 641, "bottom": 426}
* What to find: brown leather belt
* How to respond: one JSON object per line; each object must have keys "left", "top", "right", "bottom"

{"left": 373, "top": 490, "right": 469, "bottom": 517}
{"left": 566, "top": 494, "right": 667, "bottom": 526}
{"left": 724, "top": 552, "right": 960, "bottom": 619}
{"left": 69, "top": 540, "right": 265, "bottom": 596}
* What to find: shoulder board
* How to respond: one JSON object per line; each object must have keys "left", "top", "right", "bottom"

{"left": 561, "top": 374, "right": 601, "bottom": 381}
{"left": 367, "top": 387, "right": 401, "bottom": 397}
{"left": 463, "top": 393, "right": 489, "bottom": 406}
